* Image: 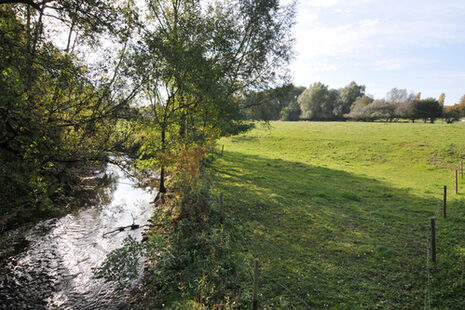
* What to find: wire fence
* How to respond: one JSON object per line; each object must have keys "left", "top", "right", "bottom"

{"left": 214, "top": 156, "right": 465, "bottom": 309}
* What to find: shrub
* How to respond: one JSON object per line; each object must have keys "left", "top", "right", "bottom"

{"left": 97, "top": 147, "right": 249, "bottom": 309}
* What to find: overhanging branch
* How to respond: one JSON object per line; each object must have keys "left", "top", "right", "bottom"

{"left": 0, "top": 0, "right": 42, "bottom": 10}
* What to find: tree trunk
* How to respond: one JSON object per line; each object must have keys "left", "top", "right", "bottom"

{"left": 159, "top": 165, "right": 166, "bottom": 194}
{"left": 159, "top": 124, "right": 167, "bottom": 194}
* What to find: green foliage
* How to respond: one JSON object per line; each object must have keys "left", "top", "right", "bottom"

{"left": 0, "top": 4, "right": 137, "bottom": 225}
{"left": 123, "top": 170, "right": 250, "bottom": 309}
{"left": 344, "top": 95, "right": 375, "bottom": 121}
{"left": 134, "top": 0, "right": 295, "bottom": 193}
{"left": 243, "top": 84, "right": 305, "bottom": 121}
{"left": 345, "top": 89, "right": 446, "bottom": 123}
{"left": 298, "top": 82, "right": 334, "bottom": 120}
{"left": 1, "top": 0, "right": 297, "bottom": 307}
{"left": 280, "top": 99, "right": 302, "bottom": 121}
{"left": 443, "top": 95, "right": 465, "bottom": 123}
{"left": 414, "top": 97, "right": 443, "bottom": 123}
{"left": 443, "top": 106, "right": 462, "bottom": 124}
{"left": 335, "top": 81, "right": 365, "bottom": 118}
{"left": 298, "top": 81, "right": 365, "bottom": 120}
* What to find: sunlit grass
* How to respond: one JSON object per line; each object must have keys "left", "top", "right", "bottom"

{"left": 211, "top": 121, "right": 465, "bottom": 309}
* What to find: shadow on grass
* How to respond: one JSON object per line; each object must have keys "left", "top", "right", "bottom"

{"left": 212, "top": 151, "right": 465, "bottom": 309}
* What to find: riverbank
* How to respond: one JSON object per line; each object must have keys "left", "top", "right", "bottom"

{"left": 0, "top": 162, "right": 109, "bottom": 232}
{"left": 0, "top": 163, "right": 109, "bottom": 263}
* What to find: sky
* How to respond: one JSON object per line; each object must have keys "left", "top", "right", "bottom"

{"left": 288, "top": 0, "right": 465, "bottom": 105}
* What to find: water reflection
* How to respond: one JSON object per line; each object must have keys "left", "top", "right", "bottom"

{"left": 0, "top": 164, "right": 155, "bottom": 310}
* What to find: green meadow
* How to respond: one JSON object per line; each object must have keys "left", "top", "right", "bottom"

{"left": 212, "top": 121, "right": 465, "bottom": 309}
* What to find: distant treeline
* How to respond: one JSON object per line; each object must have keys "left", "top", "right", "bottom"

{"left": 244, "top": 82, "right": 465, "bottom": 123}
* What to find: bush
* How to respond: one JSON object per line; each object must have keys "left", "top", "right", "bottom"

{"left": 97, "top": 148, "right": 250, "bottom": 309}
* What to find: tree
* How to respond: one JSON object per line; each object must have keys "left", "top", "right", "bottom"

{"left": 344, "top": 95, "right": 374, "bottom": 121}
{"left": 386, "top": 87, "right": 409, "bottom": 105}
{"left": 414, "top": 98, "right": 442, "bottom": 123}
{"left": 346, "top": 98, "right": 396, "bottom": 122}
{"left": 370, "top": 99, "right": 396, "bottom": 122}
{"left": 135, "top": 0, "right": 295, "bottom": 195}
{"left": 0, "top": 2, "right": 137, "bottom": 217}
{"left": 438, "top": 93, "right": 445, "bottom": 106}
{"left": 395, "top": 100, "right": 417, "bottom": 122}
{"left": 280, "top": 99, "right": 301, "bottom": 121}
{"left": 442, "top": 95, "right": 465, "bottom": 123}
{"left": 298, "top": 81, "right": 365, "bottom": 120}
{"left": 298, "top": 82, "right": 334, "bottom": 120}
{"left": 454, "top": 95, "right": 465, "bottom": 115}
{"left": 335, "top": 81, "right": 365, "bottom": 119}
{"left": 243, "top": 84, "right": 305, "bottom": 121}
{"left": 443, "top": 106, "right": 461, "bottom": 123}
{"left": 383, "top": 87, "right": 417, "bottom": 121}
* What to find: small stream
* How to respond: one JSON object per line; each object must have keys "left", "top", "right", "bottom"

{"left": 0, "top": 164, "right": 155, "bottom": 309}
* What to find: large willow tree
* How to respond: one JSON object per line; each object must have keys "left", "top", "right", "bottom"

{"left": 134, "top": 0, "right": 295, "bottom": 195}
{"left": 0, "top": 1, "right": 137, "bottom": 222}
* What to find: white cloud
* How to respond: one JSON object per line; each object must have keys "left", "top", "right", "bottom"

{"left": 428, "top": 71, "right": 465, "bottom": 80}
{"left": 297, "top": 9, "right": 318, "bottom": 23}
{"left": 291, "top": 0, "right": 465, "bottom": 73}
{"left": 374, "top": 58, "right": 419, "bottom": 71}
{"left": 358, "top": 18, "right": 379, "bottom": 27}
{"left": 294, "top": 20, "right": 380, "bottom": 60}
{"left": 332, "top": 8, "right": 352, "bottom": 14}
{"left": 304, "top": 0, "right": 340, "bottom": 7}
{"left": 304, "top": 59, "right": 340, "bottom": 72}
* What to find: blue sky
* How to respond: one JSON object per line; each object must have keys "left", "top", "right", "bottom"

{"left": 288, "top": 0, "right": 465, "bottom": 105}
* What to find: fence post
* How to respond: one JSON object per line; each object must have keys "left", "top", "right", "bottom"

{"left": 443, "top": 185, "right": 447, "bottom": 218}
{"left": 431, "top": 218, "right": 436, "bottom": 264}
{"left": 456, "top": 169, "right": 458, "bottom": 194}
{"left": 253, "top": 258, "right": 259, "bottom": 310}
{"left": 220, "top": 192, "right": 224, "bottom": 225}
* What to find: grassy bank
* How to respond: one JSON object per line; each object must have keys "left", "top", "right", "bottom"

{"left": 211, "top": 121, "right": 465, "bottom": 309}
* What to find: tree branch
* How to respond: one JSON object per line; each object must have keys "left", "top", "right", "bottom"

{"left": 0, "top": 0, "right": 42, "bottom": 10}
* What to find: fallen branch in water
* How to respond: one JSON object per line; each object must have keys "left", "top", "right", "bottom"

{"left": 103, "top": 213, "right": 143, "bottom": 237}
{"left": 102, "top": 223, "right": 143, "bottom": 237}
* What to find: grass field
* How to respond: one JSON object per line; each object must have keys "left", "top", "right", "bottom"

{"left": 211, "top": 121, "right": 465, "bottom": 309}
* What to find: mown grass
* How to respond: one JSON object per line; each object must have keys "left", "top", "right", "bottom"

{"left": 210, "top": 121, "right": 465, "bottom": 309}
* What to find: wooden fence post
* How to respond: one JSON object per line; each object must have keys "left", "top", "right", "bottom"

{"left": 456, "top": 169, "right": 458, "bottom": 194}
{"left": 220, "top": 192, "right": 224, "bottom": 225}
{"left": 431, "top": 218, "right": 436, "bottom": 264}
{"left": 253, "top": 258, "right": 259, "bottom": 310}
{"left": 443, "top": 185, "right": 447, "bottom": 218}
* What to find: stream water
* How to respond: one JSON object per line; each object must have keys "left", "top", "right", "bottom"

{"left": 0, "top": 164, "right": 155, "bottom": 309}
